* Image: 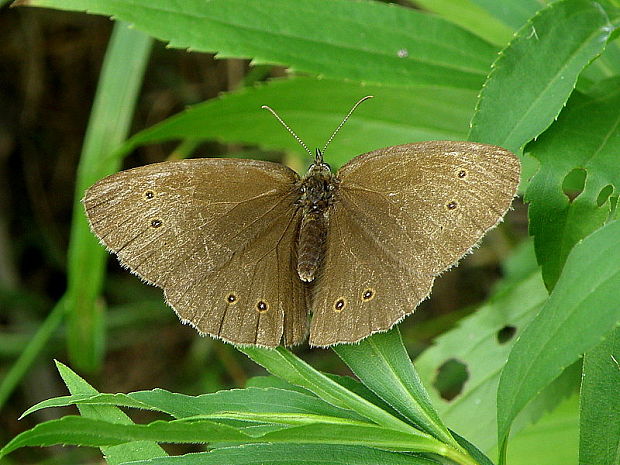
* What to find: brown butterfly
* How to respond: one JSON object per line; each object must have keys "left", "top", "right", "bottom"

{"left": 83, "top": 97, "right": 520, "bottom": 347}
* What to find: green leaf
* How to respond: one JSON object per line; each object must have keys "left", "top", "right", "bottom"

{"left": 133, "top": 388, "right": 363, "bottom": 421}
{"left": 526, "top": 77, "right": 620, "bottom": 289}
{"left": 22, "top": 388, "right": 365, "bottom": 422}
{"left": 115, "top": 77, "right": 477, "bottom": 169}
{"left": 415, "top": 272, "right": 548, "bottom": 452}
{"left": 467, "top": 0, "right": 542, "bottom": 30}
{"left": 489, "top": 395, "right": 579, "bottom": 465}
{"left": 240, "top": 347, "right": 417, "bottom": 435}
{"left": 246, "top": 374, "right": 408, "bottom": 421}
{"left": 0, "top": 416, "right": 450, "bottom": 458}
{"left": 449, "top": 430, "right": 496, "bottom": 465}
{"left": 334, "top": 329, "right": 457, "bottom": 449}
{"left": 246, "top": 375, "right": 310, "bottom": 393}
{"left": 55, "top": 361, "right": 167, "bottom": 465}
{"left": 239, "top": 350, "right": 477, "bottom": 464}
{"left": 497, "top": 219, "right": 620, "bottom": 460}
{"left": 579, "top": 327, "right": 620, "bottom": 465}
{"left": 121, "top": 444, "right": 440, "bottom": 465}
{"left": 410, "top": 0, "right": 514, "bottom": 46}
{"left": 469, "top": 0, "right": 614, "bottom": 153}
{"left": 19, "top": 0, "right": 497, "bottom": 89}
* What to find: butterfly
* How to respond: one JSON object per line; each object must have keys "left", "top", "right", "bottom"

{"left": 83, "top": 97, "right": 520, "bottom": 347}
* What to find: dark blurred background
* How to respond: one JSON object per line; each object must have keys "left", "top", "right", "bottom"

{"left": 0, "top": 4, "right": 526, "bottom": 463}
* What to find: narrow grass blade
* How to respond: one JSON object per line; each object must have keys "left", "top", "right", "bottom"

{"left": 0, "top": 297, "right": 65, "bottom": 409}
{"left": 64, "top": 22, "right": 152, "bottom": 372}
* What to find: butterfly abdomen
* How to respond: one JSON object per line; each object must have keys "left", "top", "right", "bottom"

{"left": 297, "top": 210, "right": 328, "bottom": 282}
{"left": 297, "top": 162, "right": 336, "bottom": 283}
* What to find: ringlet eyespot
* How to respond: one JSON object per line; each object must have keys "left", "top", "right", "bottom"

{"left": 83, "top": 97, "right": 520, "bottom": 347}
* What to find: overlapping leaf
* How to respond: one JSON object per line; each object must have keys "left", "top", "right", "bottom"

{"left": 415, "top": 272, "right": 549, "bottom": 452}
{"left": 469, "top": 0, "right": 614, "bottom": 153}
{"left": 526, "top": 77, "right": 620, "bottom": 289}
{"left": 19, "top": 0, "right": 497, "bottom": 89}
{"left": 113, "top": 77, "right": 477, "bottom": 169}
{"left": 497, "top": 220, "right": 620, "bottom": 461}
{"left": 579, "top": 327, "right": 620, "bottom": 465}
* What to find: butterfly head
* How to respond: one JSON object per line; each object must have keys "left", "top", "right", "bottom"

{"left": 309, "top": 148, "right": 331, "bottom": 173}
{"left": 300, "top": 150, "right": 337, "bottom": 212}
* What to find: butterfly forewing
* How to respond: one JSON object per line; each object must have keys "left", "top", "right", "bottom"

{"left": 83, "top": 158, "right": 308, "bottom": 347}
{"left": 309, "top": 141, "right": 520, "bottom": 346}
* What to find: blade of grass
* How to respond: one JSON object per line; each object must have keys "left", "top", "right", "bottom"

{"left": 64, "top": 22, "right": 152, "bottom": 372}
{"left": 0, "top": 297, "right": 66, "bottom": 409}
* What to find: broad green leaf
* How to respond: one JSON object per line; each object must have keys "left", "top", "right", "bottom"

{"left": 497, "top": 220, "right": 620, "bottom": 460}
{"left": 18, "top": 0, "right": 497, "bottom": 89}
{"left": 22, "top": 388, "right": 364, "bottom": 422}
{"left": 0, "top": 416, "right": 453, "bottom": 459}
{"left": 334, "top": 329, "right": 457, "bottom": 449}
{"left": 489, "top": 395, "right": 579, "bottom": 465}
{"left": 55, "top": 361, "right": 167, "bottom": 465}
{"left": 469, "top": 0, "right": 614, "bottom": 153}
{"left": 526, "top": 77, "right": 620, "bottom": 289}
{"left": 120, "top": 444, "right": 440, "bottom": 465}
{"left": 579, "top": 327, "right": 620, "bottom": 465}
{"left": 581, "top": 39, "right": 620, "bottom": 84}
{"left": 468, "top": 0, "right": 544, "bottom": 30}
{"left": 415, "top": 271, "right": 549, "bottom": 452}
{"left": 116, "top": 77, "right": 477, "bottom": 169}
{"left": 410, "top": 0, "right": 514, "bottom": 46}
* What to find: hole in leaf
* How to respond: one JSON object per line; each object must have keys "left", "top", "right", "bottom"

{"left": 433, "top": 358, "right": 469, "bottom": 401}
{"left": 497, "top": 325, "right": 517, "bottom": 344}
{"left": 596, "top": 184, "right": 613, "bottom": 207}
{"left": 562, "top": 168, "right": 586, "bottom": 202}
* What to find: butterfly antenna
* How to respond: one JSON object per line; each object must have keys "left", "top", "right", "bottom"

{"left": 322, "top": 95, "right": 374, "bottom": 156}
{"left": 261, "top": 105, "right": 313, "bottom": 158}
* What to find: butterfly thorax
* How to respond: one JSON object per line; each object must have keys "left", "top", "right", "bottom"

{"left": 296, "top": 161, "right": 338, "bottom": 283}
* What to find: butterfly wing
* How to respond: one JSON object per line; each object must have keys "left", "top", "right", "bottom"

{"left": 309, "top": 141, "right": 520, "bottom": 346}
{"left": 84, "top": 158, "right": 308, "bottom": 347}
